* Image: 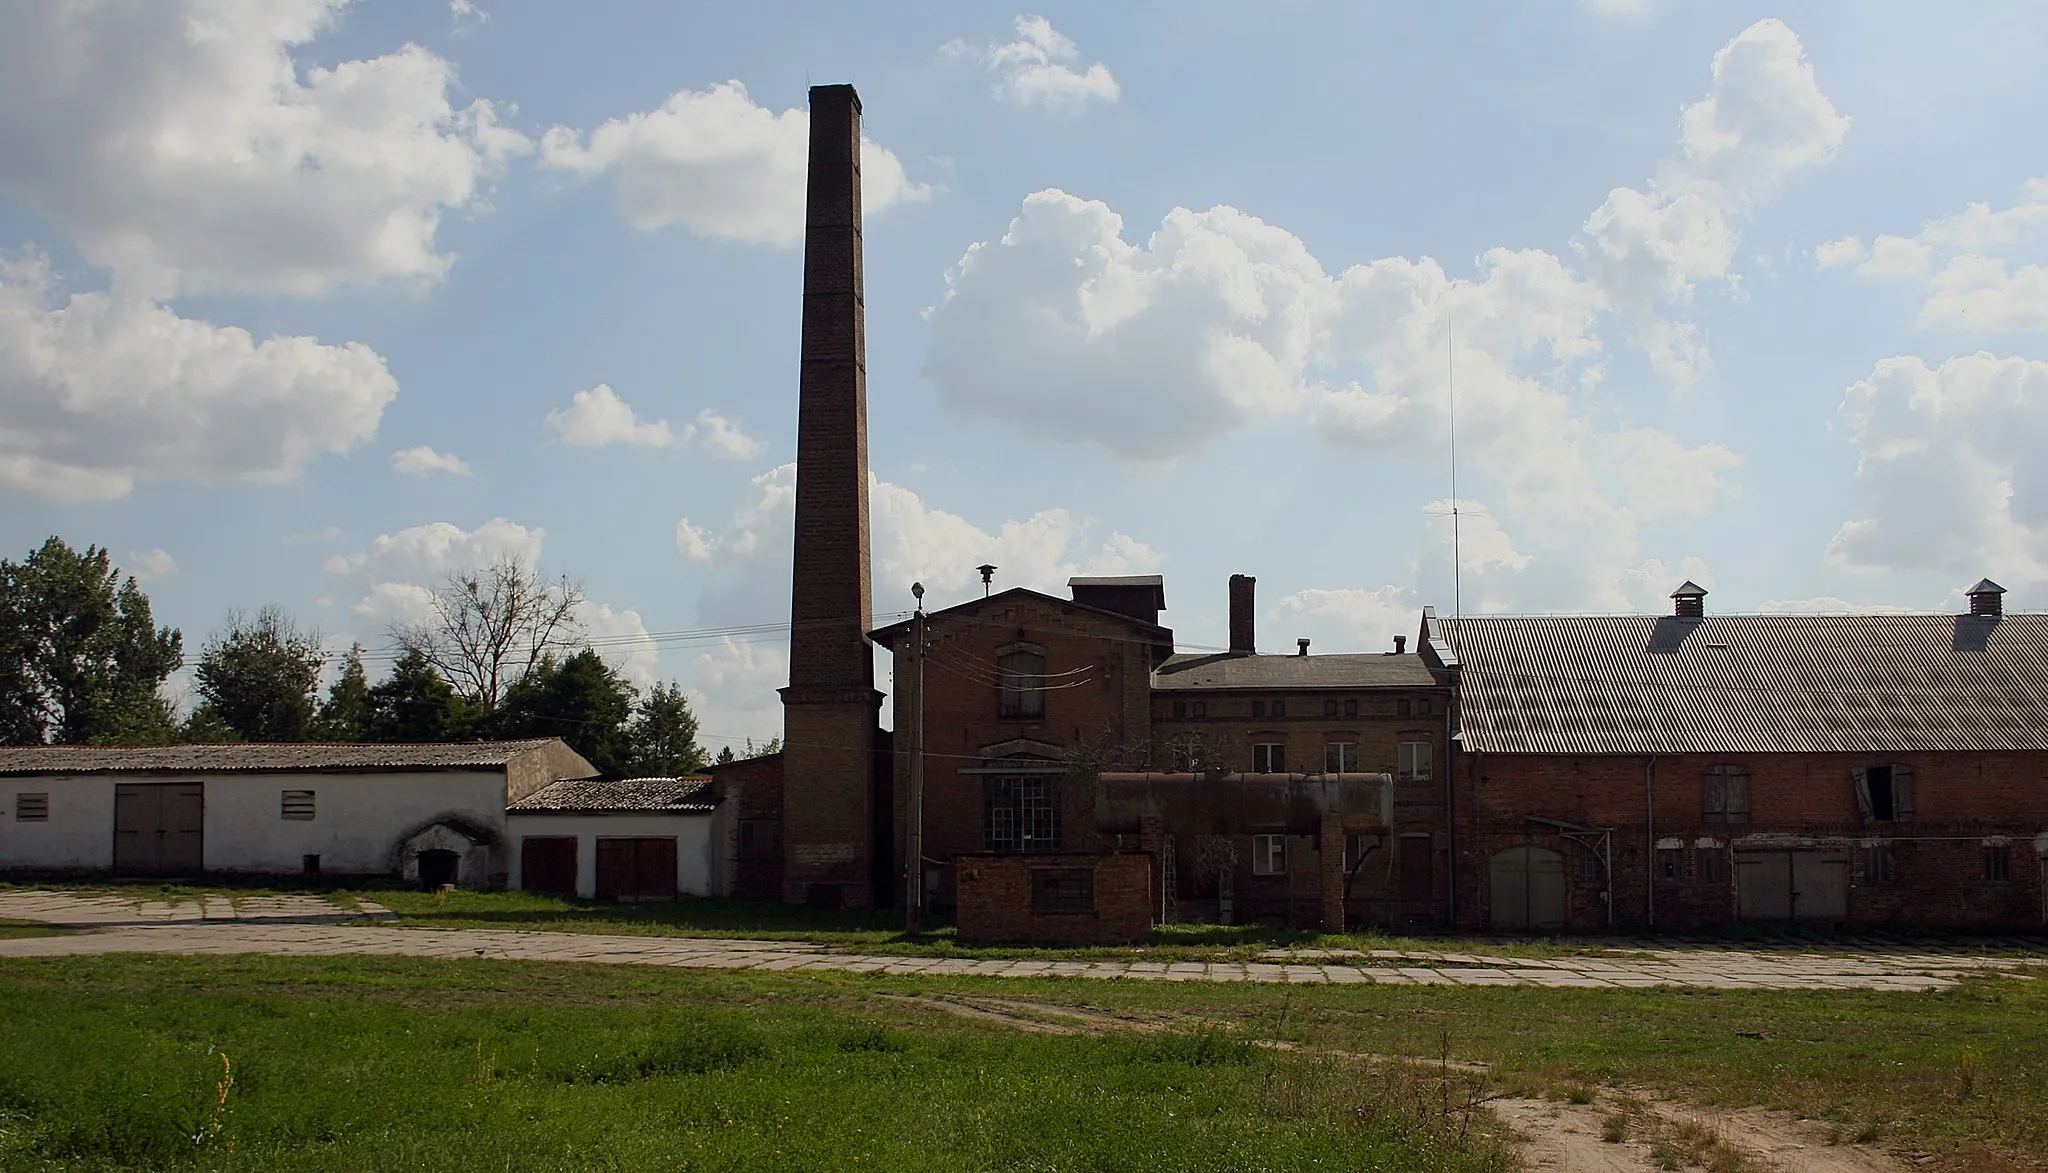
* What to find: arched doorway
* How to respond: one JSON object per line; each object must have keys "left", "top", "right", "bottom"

{"left": 1489, "top": 846, "right": 1565, "bottom": 931}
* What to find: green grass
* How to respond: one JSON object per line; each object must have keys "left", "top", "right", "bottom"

{"left": 0, "top": 955, "right": 1510, "bottom": 1172}
{"left": 0, "top": 919, "right": 66, "bottom": 940}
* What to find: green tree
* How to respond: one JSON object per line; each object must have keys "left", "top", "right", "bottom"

{"left": 193, "top": 606, "right": 325, "bottom": 742}
{"left": 365, "top": 649, "right": 466, "bottom": 742}
{"left": 180, "top": 704, "right": 242, "bottom": 744}
{"left": 628, "top": 681, "right": 707, "bottom": 776}
{"left": 489, "top": 648, "right": 636, "bottom": 773}
{"left": 312, "top": 644, "right": 375, "bottom": 741}
{"left": 0, "top": 538, "right": 183, "bottom": 745}
{"left": 715, "top": 745, "right": 736, "bottom": 766}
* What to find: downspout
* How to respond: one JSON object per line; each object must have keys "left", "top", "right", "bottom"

{"left": 1644, "top": 757, "right": 1656, "bottom": 929}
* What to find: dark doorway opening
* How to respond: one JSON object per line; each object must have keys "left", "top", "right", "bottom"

{"left": 418, "top": 849, "right": 460, "bottom": 890}
{"left": 1867, "top": 766, "right": 1895, "bottom": 821}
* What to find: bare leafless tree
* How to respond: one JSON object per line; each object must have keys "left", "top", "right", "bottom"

{"left": 389, "top": 556, "right": 585, "bottom": 710}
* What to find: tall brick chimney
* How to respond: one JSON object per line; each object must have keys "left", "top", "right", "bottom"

{"left": 1228, "top": 574, "right": 1256, "bottom": 655}
{"left": 779, "top": 84, "right": 881, "bottom": 909}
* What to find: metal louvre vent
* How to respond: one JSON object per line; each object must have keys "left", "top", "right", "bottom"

{"left": 280, "top": 790, "right": 316, "bottom": 821}
{"left": 15, "top": 792, "right": 49, "bottom": 821}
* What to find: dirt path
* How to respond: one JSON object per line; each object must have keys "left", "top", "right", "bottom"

{"left": 1491, "top": 1092, "right": 1907, "bottom": 1172}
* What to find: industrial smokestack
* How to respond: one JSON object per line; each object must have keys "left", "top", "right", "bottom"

{"left": 1228, "top": 574, "right": 1256, "bottom": 655}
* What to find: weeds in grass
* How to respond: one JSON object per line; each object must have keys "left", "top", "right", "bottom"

{"left": 192, "top": 1048, "right": 232, "bottom": 1150}
{"left": 1958, "top": 1049, "right": 1982, "bottom": 1100}
{"left": 1602, "top": 1112, "right": 1630, "bottom": 1143}
{"left": 837, "top": 1026, "right": 910, "bottom": 1054}
{"left": 1565, "top": 1084, "right": 1597, "bottom": 1105}
{"left": 549, "top": 1017, "right": 765, "bottom": 1084}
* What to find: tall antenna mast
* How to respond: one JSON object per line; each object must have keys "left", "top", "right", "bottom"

{"left": 1448, "top": 311, "right": 1462, "bottom": 625}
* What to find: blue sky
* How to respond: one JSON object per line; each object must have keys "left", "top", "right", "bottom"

{"left": 4, "top": 1, "right": 2046, "bottom": 746}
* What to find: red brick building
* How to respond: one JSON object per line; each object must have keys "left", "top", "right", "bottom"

{"left": 1428, "top": 581, "right": 2048, "bottom": 932}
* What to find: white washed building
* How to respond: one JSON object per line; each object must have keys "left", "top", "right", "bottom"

{"left": 507, "top": 778, "right": 727, "bottom": 899}
{"left": 0, "top": 740, "right": 600, "bottom": 888}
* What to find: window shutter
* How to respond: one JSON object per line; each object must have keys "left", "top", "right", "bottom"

{"left": 1727, "top": 769, "right": 1750, "bottom": 822}
{"left": 1891, "top": 765, "right": 1915, "bottom": 822}
{"left": 1702, "top": 769, "right": 1726, "bottom": 820}
{"left": 1851, "top": 768, "right": 1873, "bottom": 823}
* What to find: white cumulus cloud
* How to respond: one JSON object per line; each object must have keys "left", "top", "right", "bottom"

{"left": 1830, "top": 352, "right": 2048, "bottom": 584}
{"left": 538, "top": 81, "right": 927, "bottom": 246}
{"left": 942, "top": 15, "right": 1121, "bottom": 109}
{"left": 0, "top": 255, "right": 396, "bottom": 502}
{"left": 0, "top": 0, "right": 528, "bottom": 299}
{"left": 1822, "top": 178, "right": 2048, "bottom": 334}
{"left": 127, "top": 549, "right": 178, "bottom": 583}
{"left": 390, "top": 445, "right": 473, "bottom": 478}
{"left": 545, "top": 384, "right": 765, "bottom": 457}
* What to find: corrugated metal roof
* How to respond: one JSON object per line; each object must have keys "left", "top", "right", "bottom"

{"left": 0, "top": 740, "right": 565, "bottom": 776}
{"left": 508, "top": 777, "right": 715, "bottom": 814}
{"left": 1153, "top": 652, "right": 1439, "bottom": 690}
{"left": 1443, "top": 613, "right": 2048, "bottom": 754}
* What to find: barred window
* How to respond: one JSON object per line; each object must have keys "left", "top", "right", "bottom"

{"left": 280, "top": 790, "right": 316, "bottom": 820}
{"left": 985, "top": 776, "right": 1060, "bottom": 852}
{"left": 1703, "top": 765, "right": 1751, "bottom": 823}
{"left": 1324, "top": 742, "right": 1359, "bottom": 773}
{"left": 1031, "top": 868, "right": 1094, "bottom": 913}
{"left": 997, "top": 651, "right": 1046, "bottom": 718}
{"left": 1986, "top": 847, "right": 2012, "bottom": 883}
{"left": 14, "top": 792, "right": 49, "bottom": 821}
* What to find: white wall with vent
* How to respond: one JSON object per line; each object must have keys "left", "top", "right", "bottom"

{"left": 0, "top": 777, "right": 115, "bottom": 871}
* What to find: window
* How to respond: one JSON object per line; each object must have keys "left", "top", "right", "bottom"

{"left": 997, "top": 650, "right": 1046, "bottom": 718}
{"left": 1397, "top": 699, "right": 1412, "bottom": 716}
{"left": 1271, "top": 700, "right": 1286, "bottom": 718}
{"left": 1324, "top": 741, "right": 1359, "bottom": 773}
{"left": 1657, "top": 848, "right": 1683, "bottom": 882}
{"left": 1864, "top": 847, "right": 1892, "bottom": 884}
{"left": 1853, "top": 765, "right": 1915, "bottom": 823}
{"left": 1251, "top": 699, "right": 1266, "bottom": 718}
{"left": 1252, "top": 834, "right": 1287, "bottom": 876}
{"left": 985, "top": 776, "right": 1061, "bottom": 852}
{"left": 281, "top": 790, "right": 316, "bottom": 820}
{"left": 1699, "top": 850, "right": 1726, "bottom": 885}
{"left": 1191, "top": 701, "right": 1206, "bottom": 718}
{"left": 1324, "top": 699, "right": 1338, "bottom": 717}
{"left": 1986, "top": 847, "right": 2012, "bottom": 882}
{"left": 1251, "top": 743, "right": 1286, "bottom": 773}
{"left": 1344, "top": 699, "right": 1358, "bottom": 718}
{"left": 1579, "top": 852, "right": 1603, "bottom": 886}
{"left": 738, "top": 819, "right": 780, "bottom": 860}
{"left": 1419, "top": 699, "right": 1432, "bottom": 716}
{"left": 1031, "top": 867, "right": 1094, "bottom": 913}
{"left": 1702, "top": 765, "right": 1751, "bottom": 823}
{"left": 1172, "top": 700, "right": 1186, "bottom": 719}
{"left": 1397, "top": 740, "right": 1432, "bottom": 781}
{"left": 14, "top": 792, "right": 48, "bottom": 821}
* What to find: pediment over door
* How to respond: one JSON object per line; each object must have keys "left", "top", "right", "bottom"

{"left": 978, "top": 737, "right": 1065, "bottom": 760}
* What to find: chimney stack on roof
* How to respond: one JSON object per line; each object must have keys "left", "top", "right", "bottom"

{"left": 1228, "top": 575, "right": 1256, "bottom": 654}
{"left": 1394, "top": 635, "right": 1407, "bottom": 653}
{"left": 1967, "top": 578, "right": 2006, "bottom": 618}
{"left": 1296, "top": 638, "right": 1310, "bottom": 657}
{"left": 1672, "top": 581, "right": 1707, "bottom": 620}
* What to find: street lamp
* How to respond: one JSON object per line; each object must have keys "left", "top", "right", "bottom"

{"left": 906, "top": 582, "right": 926, "bottom": 934}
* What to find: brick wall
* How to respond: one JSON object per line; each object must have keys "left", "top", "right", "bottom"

{"left": 1151, "top": 688, "right": 1449, "bottom": 778}
{"left": 1457, "top": 749, "right": 2048, "bottom": 931}
{"left": 707, "top": 752, "right": 784, "bottom": 902}
{"left": 956, "top": 852, "right": 1153, "bottom": 944}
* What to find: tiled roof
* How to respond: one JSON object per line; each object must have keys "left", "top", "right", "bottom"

{"left": 0, "top": 740, "right": 567, "bottom": 776}
{"left": 1153, "top": 652, "right": 1440, "bottom": 690}
{"left": 1442, "top": 612, "right": 2048, "bottom": 755}
{"left": 508, "top": 777, "right": 715, "bottom": 814}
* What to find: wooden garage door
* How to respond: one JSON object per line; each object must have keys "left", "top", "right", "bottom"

{"left": 595, "top": 837, "right": 677, "bottom": 901}
{"left": 113, "top": 783, "right": 204, "bottom": 877}
{"left": 1737, "top": 851, "right": 1848, "bottom": 922}
{"left": 1488, "top": 846, "right": 1565, "bottom": 931}
{"left": 521, "top": 837, "right": 578, "bottom": 895}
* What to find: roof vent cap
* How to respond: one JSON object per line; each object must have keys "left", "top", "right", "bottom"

{"left": 1296, "top": 638, "right": 1310, "bottom": 656}
{"left": 1967, "top": 578, "right": 2006, "bottom": 618}
{"left": 1671, "top": 581, "right": 1707, "bottom": 619}
{"left": 1394, "top": 634, "right": 1407, "bottom": 654}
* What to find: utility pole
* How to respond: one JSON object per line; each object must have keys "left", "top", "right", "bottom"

{"left": 905, "top": 583, "right": 926, "bottom": 934}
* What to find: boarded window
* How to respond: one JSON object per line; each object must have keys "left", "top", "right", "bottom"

{"left": 737, "top": 818, "right": 779, "bottom": 860}
{"left": 1986, "top": 847, "right": 2012, "bottom": 882}
{"left": 1398, "top": 741, "right": 1432, "bottom": 781}
{"left": 1252, "top": 834, "right": 1287, "bottom": 876}
{"left": 1030, "top": 867, "right": 1094, "bottom": 913}
{"left": 997, "top": 651, "right": 1046, "bottom": 718}
{"left": 14, "top": 792, "right": 48, "bottom": 821}
{"left": 280, "top": 790, "right": 316, "bottom": 820}
{"left": 985, "top": 776, "right": 1060, "bottom": 852}
{"left": 1702, "top": 766, "right": 1750, "bottom": 823}
{"left": 1251, "top": 743, "right": 1286, "bottom": 773}
{"left": 1699, "top": 850, "right": 1726, "bottom": 885}
{"left": 1324, "top": 741, "right": 1359, "bottom": 773}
